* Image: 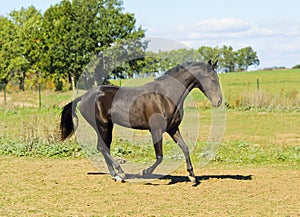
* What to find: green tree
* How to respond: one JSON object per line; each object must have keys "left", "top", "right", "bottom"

{"left": 0, "top": 7, "right": 43, "bottom": 90}
{"left": 42, "top": 0, "right": 145, "bottom": 90}
{"left": 292, "top": 64, "right": 300, "bottom": 69}
{"left": 198, "top": 46, "right": 220, "bottom": 61}
{"left": 94, "top": 39, "right": 148, "bottom": 82}
{"left": 220, "top": 45, "right": 236, "bottom": 72}
{"left": 42, "top": 0, "right": 76, "bottom": 90}
{"left": 236, "top": 46, "right": 260, "bottom": 71}
{"left": 140, "top": 46, "right": 260, "bottom": 74}
{"left": 144, "top": 48, "right": 202, "bottom": 74}
{"left": 0, "top": 16, "right": 15, "bottom": 85}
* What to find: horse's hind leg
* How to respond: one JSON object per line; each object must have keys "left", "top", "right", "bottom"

{"left": 97, "top": 123, "right": 125, "bottom": 180}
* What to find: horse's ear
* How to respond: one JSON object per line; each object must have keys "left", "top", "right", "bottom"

{"left": 208, "top": 59, "right": 212, "bottom": 66}
{"left": 212, "top": 60, "right": 218, "bottom": 70}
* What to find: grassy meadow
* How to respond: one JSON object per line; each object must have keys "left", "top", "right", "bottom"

{"left": 219, "top": 68, "right": 300, "bottom": 110}
{"left": 0, "top": 68, "right": 299, "bottom": 167}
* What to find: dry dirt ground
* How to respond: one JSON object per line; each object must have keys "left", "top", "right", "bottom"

{"left": 0, "top": 156, "right": 299, "bottom": 217}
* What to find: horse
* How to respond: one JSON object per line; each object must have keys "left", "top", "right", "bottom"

{"left": 60, "top": 60, "right": 222, "bottom": 183}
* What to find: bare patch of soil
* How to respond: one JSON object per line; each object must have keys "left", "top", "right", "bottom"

{"left": 275, "top": 133, "right": 300, "bottom": 146}
{"left": 0, "top": 157, "right": 299, "bottom": 216}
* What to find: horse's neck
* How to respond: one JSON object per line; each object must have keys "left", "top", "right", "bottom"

{"left": 156, "top": 72, "right": 196, "bottom": 107}
{"left": 175, "top": 74, "right": 196, "bottom": 107}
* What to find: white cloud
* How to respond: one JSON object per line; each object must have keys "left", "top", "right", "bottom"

{"left": 190, "top": 18, "right": 251, "bottom": 33}
{"left": 146, "top": 18, "right": 300, "bottom": 68}
{"left": 174, "top": 18, "right": 292, "bottom": 41}
{"left": 144, "top": 36, "right": 187, "bottom": 52}
{"left": 173, "top": 18, "right": 251, "bottom": 40}
{"left": 286, "top": 38, "right": 300, "bottom": 53}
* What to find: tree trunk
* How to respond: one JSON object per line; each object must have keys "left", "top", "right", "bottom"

{"left": 19, "top": 78, "right": 25, "bottom": 91}
{"left": 71, "top": 75, "right": 76, "bottom": 91}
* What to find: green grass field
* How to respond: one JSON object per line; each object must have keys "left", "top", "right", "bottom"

{"left": 219, "top": 68, "right": 300, "bottom": 110}
{"left": 0, "top": 69, "right": 299, "bottom": 167}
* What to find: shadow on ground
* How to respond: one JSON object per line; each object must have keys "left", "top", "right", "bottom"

{"left": 161, "top": 174, "right": 253, "bottom": 186}
{"left": 87, "top": 172, "right": 252, "bottom": 187}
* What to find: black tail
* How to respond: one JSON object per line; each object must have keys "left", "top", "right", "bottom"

{"left": 60, "top": 96, "right": 82, "bottom": 141}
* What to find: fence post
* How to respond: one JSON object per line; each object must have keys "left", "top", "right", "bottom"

{"left": 256, "top": 78, "right": 260, "bottom": 91}
{"left": 3, "top": 82, "right": 7, "bottom": 105}
{"left": 38, "top": 83, "right": 42, "bottom": 108}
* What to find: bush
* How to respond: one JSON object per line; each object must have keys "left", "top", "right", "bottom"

{"left": 0, "top": 137, "right": 82, "bottom": 158}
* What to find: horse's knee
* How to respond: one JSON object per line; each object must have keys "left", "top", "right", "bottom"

{"left": 97, "top": 145, "right": 106, "bottom": 154}
{"left": 156, "top": 155, "right": 163, "bottom": 163}
{"left": 97, "top": 143, "right": 109, "bottom": 153}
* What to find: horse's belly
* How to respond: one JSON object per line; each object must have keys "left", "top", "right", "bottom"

{"left": 110, "top": 104, "right": 149, "bottom": 129}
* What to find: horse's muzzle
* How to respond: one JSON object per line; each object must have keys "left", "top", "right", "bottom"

{"left": 212, "top": 97, "right": 222, "bottom": 107}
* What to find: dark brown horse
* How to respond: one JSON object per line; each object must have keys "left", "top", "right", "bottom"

{"left": 60, "top": 60, "right": 222, "bottom": 182}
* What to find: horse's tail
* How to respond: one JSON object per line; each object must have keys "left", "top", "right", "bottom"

{"left": 60, "top": 96, "right": 82, "bottom": 141}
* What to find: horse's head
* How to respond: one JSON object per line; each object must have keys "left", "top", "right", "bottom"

{"left": 191, "top": 60, "right": 223, "bottom": 107}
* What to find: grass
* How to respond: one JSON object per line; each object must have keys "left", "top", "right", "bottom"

{"left": 213, "top": 141, "right": 299, "bottom": 165}
{"left": 219, "top": 68, "right": 300, "bottom": 110}
{"left": 0, "top": 137, "right": 81, "bottom": 158}
{"left": 0, "top": 68, "right": 299, "bottom": 166}
{"left": 0, "top": 107, "right": 298, "bottom": 166}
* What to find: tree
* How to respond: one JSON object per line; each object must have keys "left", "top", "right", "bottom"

{"left": 0, "top": 16, "right": 15, "bottom": 85}
{"left": 0, "top": 7, "right": 43, "bottom": 90}
{"left": 198, "top": 46, "right": 219, "bottom": 62}
{"left": 292, "top": 64, "right": 300, "bottom": 69}
{"left": 236, "top": 46, "right": 259, "bottom": 71}
{"left": 142, "top": 48, "right": 203, "bottom": 74}
{"left": 42, "top": 0, "right": 145, "bottom": 90}
{"left": 93, "top": 38, "right": 148, "bottom": 83}
{"left": 220, "top": 45, "right": 236, "bottom": 72}
{"left": 10, "top": 7, "right": 43, "bottom": 90}
{"left": 42, "top": 0, "right": 76, "bottom": 90}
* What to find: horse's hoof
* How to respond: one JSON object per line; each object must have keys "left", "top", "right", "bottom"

{"left": 139, "top": 169, "right": 144, "bottom": 176}
{"left": 138, "top": 169, "right": 146, "bottom": 176}
{"left": 114, "top": 175, "right": 125, "bottom": 183}
{"left": 118, "top": 172, "right": 126, "bottom": 180}
{"left": 188, "top": 175, "right": 196, "bottom": 183}
{"left": 116, "top": 157, "right": 127, "bottom": 164}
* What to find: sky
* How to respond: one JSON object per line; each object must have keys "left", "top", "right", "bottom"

{"left": 1, "top": 0, "right": 300, "bottom": 69}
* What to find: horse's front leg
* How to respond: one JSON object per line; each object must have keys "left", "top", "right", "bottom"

{"left": 139, "top": 113, "right": 167, "bottom": 176}
{"left": 168, "top": 127, "right": 196, "bottom": 183}
{"left": 139, "top": 130, "right": 163, "bottom": 176}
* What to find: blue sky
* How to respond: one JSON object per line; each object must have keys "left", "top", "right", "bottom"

{"left": 1, "top": 0, "right": 300, "bottom": 69}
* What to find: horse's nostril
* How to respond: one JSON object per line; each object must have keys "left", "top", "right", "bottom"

{"left": 218, "top": 98, "right": 222, "bottom": 106}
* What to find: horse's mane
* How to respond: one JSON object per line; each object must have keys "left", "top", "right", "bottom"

{"left": 155, "top": 62, "right": 206, "bottom": 81}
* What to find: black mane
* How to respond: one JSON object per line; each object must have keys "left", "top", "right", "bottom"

{"left": 155, "top": 62, "right": 206, "bottom": 81}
